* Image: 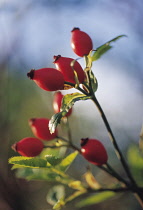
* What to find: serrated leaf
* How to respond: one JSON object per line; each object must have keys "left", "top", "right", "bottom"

{"left": 45, "top": 155, "right": 62, "bottom": 166}
{"left": 61, "top": 92, "right": 91, "bottom": 111}
{"left": 9, "top": 156, "right": 47, "bottom": 168}
{"left": 58, "top": 151, "right": 78, "bottom": 172}
{"left": 90, "top": 35, "right": 126, "bottom": 61}
{"left": 76, "top": 191, "right": 115, "bottom": 208}
{"left": 49, "top": 93, "right": 91, "bottom": 133}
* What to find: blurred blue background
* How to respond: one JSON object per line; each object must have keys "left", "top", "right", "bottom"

{"left": 0, "top": 0, "right": 143, "bottom": 209}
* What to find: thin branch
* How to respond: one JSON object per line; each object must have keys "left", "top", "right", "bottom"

{"left": 91, "top": 95, "right": 137, "bottom": 186}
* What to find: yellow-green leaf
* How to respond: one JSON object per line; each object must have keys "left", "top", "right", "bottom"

{"left": 127, "top": 144, "right": 143, "bottom": 185}
{"left": 58, "top": 151, "right": 79, "bottom": 172}
{"left": 83, "top": 171, "right": 101, "bottom": 189}
{"left": 90, "top": 35, "right": 127, "bottom": 61}
{"left": 76, "top": 191, "right": 115, "bottom": 208}
{"left": 9, "top": 156, "right": 47, "bottom": 168}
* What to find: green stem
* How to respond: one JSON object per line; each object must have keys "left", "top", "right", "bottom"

{"left": 65, "top": 117, "right": 72, "bottom": 143}
{"left": 57, "top": 136, "right": 81, "bottom": 153}
{"left": 64, "top": 81, "right": 90, "bottom": 96}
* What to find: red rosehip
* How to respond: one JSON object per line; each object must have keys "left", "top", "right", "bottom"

{"left": 71, "top": 27, "right": 93, "bottom": 57}
{"left": 81, "top": 138, "right": 108, "bottom": 166}
{"left": 53, "top": 55, "right": 85, "bottom": 84}
{"left": 12, "top": 137, "right": 44, "bottom": 157}
{"left": 27, "top": 68, "right": 64, "bottom": 91}
{"left": 53, "top": 91, "right": 72, "bottom": 117}
{"left": 29, "top": 118, "right": 57, "bottom": 141}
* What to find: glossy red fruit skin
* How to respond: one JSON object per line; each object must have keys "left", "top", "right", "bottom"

{"left": 71, "top": 27, "right": 93, "bottom": 57}
{"left": 12, "top": 137, "right": 44, "bottom": 157}
{"left": 81, "top": 138, "right": 108, "bottom": 166}
{"left": 27, "top": 68, "right": 64, "bottom": 91}
{"left": 53, "top": 55, "right": 85, "bottom": 84}
{"left": 53, "top": 91, "right": 72, "bottom": 117}
{"left": 29, "top": 118, "right": 57, "bottom": 141}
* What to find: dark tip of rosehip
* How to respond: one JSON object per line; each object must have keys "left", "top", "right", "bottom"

{"left": 53, "top": 55, "right": 61, "bottom": 63}
{"left": 27, "top": 69, "right": 35, "bottom": 80}
{"left": 11, "top": 143, "right": 17, "bottom": 152}
{"left": 80, "top": 138, "right": 89, "bottom": 147}
{"left": 28, "top": 118, "right": 36, "bottom": 126}
{"left": 71, "top": 27, "right": 80, "bottom": 32}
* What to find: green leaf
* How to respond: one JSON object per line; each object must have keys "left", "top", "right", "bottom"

{"left": 49, "top": 112, "right": 64, "bottom": 134}
{"left": 127, "top": 145, "right": 143, "bottom": 185}
{"left": 88, "top": 70, "right": 98, "bottom": 92}
{"left": 16, "top": 167, "right": 57, "bottom": 181}
{"left": 58, "top": 151, "right": 79, "bottom": 172}
{"left": 15, "top": 166, "right": 70, "bottom": 183}
{"left": 61, "top": 92, "right": 91, "bottom": 111}
{"left": 76, "top": 191, "right": 115, "bottom": 208}
{"left": 49, "top": 93, "right": 91, "bottom": 133}
{"left": 90, "top": 35, "right": 126, "bottom": 61}
{"left": 9, "top": 156, "right": 47, "bottom": 168}
{"left": 45, "top": 155, "right": 62, "bottom": 166}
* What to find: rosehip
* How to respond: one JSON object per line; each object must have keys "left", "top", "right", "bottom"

{"left": 81, "top": 138, "right": 108, "bottom": 166}
{"left": 12, "top": 137, "right": 44, "bottom": 157}
{"left": 71, "top": 27, "right": 93, "bottom": 57}
{"left": 53, "top": 91, "right": 72, "bottom": 117}
{"left": 29, "top": 118, "right": 57, "bottom": 141}
{"left": 53, "top": 55, "right": 85, "bottom": 84}
{"left": 27, "top": 68, "right": 64, "bottom": 91}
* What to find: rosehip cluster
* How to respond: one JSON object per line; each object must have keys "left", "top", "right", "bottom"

{"left": 27, "top": 27, "right": 93, "bottom": 92}
{"left": 12, "top": 27, "right": 95, "bottom": 158}
{"left": 12, "top": 117, "right": 57, "bottom": 157}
